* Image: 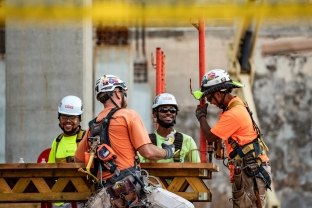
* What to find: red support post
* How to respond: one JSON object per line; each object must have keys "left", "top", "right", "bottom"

{"left": 156, "top": 47, "right": 166, "bottom": 95}
{"left": 198, "top": 18, "right": 208, "bottom": 163}
{"left": 162, "top": 51, "right": 166, "bottom": 93}
{"left": 156, "top": 47, "right": 162, "bottom": 95}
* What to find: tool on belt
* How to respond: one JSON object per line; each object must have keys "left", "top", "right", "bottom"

{"left": 226, "top": 101, "right": 272, "bottom": 208}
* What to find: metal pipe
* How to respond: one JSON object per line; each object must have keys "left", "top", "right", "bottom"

{"left": 156, "top": 47, "right": 162, "bottom": 95}
{"left": 161, "top": 51, "right": 166, "bottom": 93}
{"left": 198, "top": 18, "right": 208, "bottom": 163}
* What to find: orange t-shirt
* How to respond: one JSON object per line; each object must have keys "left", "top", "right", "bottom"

{"left": 211, "top": 97, "right": 268, "bottom": 162}
{"left": 75, "top": 107, "right": 151, "bottom": 179}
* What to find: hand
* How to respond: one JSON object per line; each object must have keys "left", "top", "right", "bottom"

{"left": 196, "top": 103, "right": 208, "bottom": 121}
{"left": 161, "top": 142, "right": 175, "bottom": 159}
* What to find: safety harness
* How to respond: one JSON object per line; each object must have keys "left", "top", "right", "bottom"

{"left": 88, "top": 108, "right": 121, "bottom": 178}
{"left": 55, "top": 129, "right": 86, "bottom": 163}
{"left": 88, "top": 108, "right": 146, "bottom": 207}
{"left": 226, "top": 100, "right": 271, "bottom": 190}
{"left": 149, "top": 132, "right": 183, "bottom": 162}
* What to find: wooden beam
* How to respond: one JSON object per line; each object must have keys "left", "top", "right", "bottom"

{"left": 261, "top": 37, "right": 312, "bottom": 55}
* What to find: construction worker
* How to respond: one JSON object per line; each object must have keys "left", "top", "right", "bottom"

{"left": 193, "top": 69, "right": 272, "bottom": 208}
{"left": 74, "top": 74, "right": 176, "bottom": 208}
{"left": 48, "top": 95, "right": 85, "bottom": 208}
{"left": 140, "top": 92, "right": 200, "bottom": 163}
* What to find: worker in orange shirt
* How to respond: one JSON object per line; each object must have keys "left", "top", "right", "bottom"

{"left": 193, "top": 69, "right": 272, "bottom": 208}
{"left": 75, "top": 74, "right": 176, "bottom": 208}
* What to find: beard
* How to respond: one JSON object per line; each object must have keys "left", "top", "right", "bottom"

{"left": 59, "top": 124, "right": 80, "bottom": 136}
{"left": 157, "top": 118, "right": 176, "bottom": 128}
{"left": 121, "top": 96, "right": 127, "bottom": 108}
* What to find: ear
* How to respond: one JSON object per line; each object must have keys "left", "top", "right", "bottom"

{"left": 114, "top": 91, "right": 121, "bottom": 99}
{"left": 152, "top": 111, "right": 156, "bottom": 118}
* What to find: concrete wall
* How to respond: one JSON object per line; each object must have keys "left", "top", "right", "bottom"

{"left": 2, "top": 5, "right": 312, "bottom": 207}
{"left": 5, "top": 19, "right": 90, "bottom": 162}
{"left": 0, "top": 59, "right": 5, "bottom": 163}
{"left": 143, "top": 25, "right": 312, "bottom": 208}
{"left": 94, "top": 46, "right": 152, "bottom": 132}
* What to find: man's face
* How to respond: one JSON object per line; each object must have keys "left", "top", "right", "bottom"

{"left": 155, "top": 105, "right": 177, "bottom": 128}
{"left": 59, "top": 114, "right": 80, "bottom": 134}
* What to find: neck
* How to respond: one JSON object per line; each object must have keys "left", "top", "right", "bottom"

{"left": 104, "top": 97, "right": 120, "bottom": 109}
{"left": 156, "top": 126, "right": 173, "bottom": 138}
{"left": 223, "top": 93, "right": 235, "bottom": 106}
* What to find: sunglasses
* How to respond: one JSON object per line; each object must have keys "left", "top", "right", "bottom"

{"left": 158, "top": 107, "right": 177, "bottom": 114}
{"left": 59, "top": 115, "right": 78, "bottom": 121}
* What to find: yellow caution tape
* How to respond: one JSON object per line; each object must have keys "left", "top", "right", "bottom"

{"left": 0, "top": 2, "right": 311, "bottom": 25}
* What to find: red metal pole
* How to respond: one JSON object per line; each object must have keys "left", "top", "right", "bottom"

{"left": 162, "top": 51, "right": 166, "bottom": 93}
{"left": 156, "top": 47, "right": 162, "bottom": 95}
{"left": 198, "top": 18, "right": 207, "bottom": 163}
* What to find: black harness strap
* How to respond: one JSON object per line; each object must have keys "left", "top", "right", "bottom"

{"left": 55, "top": 129, "right": 86, "bottom": 158}
{"left": 226, "top": 100, "right": 271, "bottom": 190}
{"left": 88, "top": 108, "right": 121, "bottom": 179}
{"left": 226, "top": 100, "right": 262, "bottom": 159}
{"left": 149, "top": 133, "right": 157, "bottom": 146}
{"left": 149, "top": 132, "right": 184, "bottom": 162}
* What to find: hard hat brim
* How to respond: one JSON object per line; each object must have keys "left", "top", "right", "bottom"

{"left": 193, "top": 81, "right": 244, "bottom": 100}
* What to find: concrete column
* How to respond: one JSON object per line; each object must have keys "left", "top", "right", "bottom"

{"left": 5, "top": 0, "right": 92, "bottom": 162}
{"left": 0, "top": 58, "right": 5, "bottom": 163}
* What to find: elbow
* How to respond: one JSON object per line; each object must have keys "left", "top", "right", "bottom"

{"left": 138, "top": 144, "right": 163, "bottom": 160}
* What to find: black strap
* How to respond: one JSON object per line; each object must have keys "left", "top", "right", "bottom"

{"left": 173, "top": 132, "right": 183, "bottom": 151}
{"left": 149, "top": 133, "right": 157, "bottom": 146}
{"left": 148, "top": 132, "right": 184, "bottom": 162}
{"left": 55, "top": 129, "right": 85, "bottom": 159}
{"left": 228, "top": 137, "right": 259, "bottom": 159}
{"left": 89, "top": 108, "right": 121, "bottom": 177}
{"left": 88, "top": 108, "right": 121, "bottom": 145}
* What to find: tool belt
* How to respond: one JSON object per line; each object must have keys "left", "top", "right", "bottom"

{"left": 104, "top": 167, "right": 144, "bottom": 208}
{"left": 228, "top": 138, "right": 271, "bottom": 190}
{"left": 228, "top": 137, "right": 263, "bottom": 160}
{"left": 243, "top": 153, "right": 272, "bottom": 190}
{"left": 95, "top": 167, "right": 145, "bottom": 207}
{"left": 107, "top": 175, "right": 139, "bottom": 208}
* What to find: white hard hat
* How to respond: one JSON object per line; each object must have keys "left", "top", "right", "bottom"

{"left": 58, "top": 95, "right": 84, "bottom": 116}
{"left": 95, "top": 74, "right": 128, "bottom": 98}
{"left": 200, "top": 69, "right": 244, "bottom": 95}
{"left": 152, "top": 93, "right": 178, "bottom": 110}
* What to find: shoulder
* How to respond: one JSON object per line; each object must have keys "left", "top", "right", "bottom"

{"left": 179, "top": 132, "right": 196, "bottom": 143}
{"left": 115, "top": 108, "right": 142, "bottom": 119}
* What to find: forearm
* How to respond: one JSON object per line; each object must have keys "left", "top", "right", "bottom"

{"left": 198, "top": 117, "right": 217, "bottom": 143}
{"left": 138, "top": 143, "right": 167, "bottom": 160}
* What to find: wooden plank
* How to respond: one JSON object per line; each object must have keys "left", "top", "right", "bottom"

{"left": 147, "top": 169, "right": 200, "bottom": 177}
{"left": 0, "top": 163, "right": 85, "bottom": 170}
{"left": 167, "top": 177, "right": 187, "bottom": 192}
{"left": 261, "top": 37, "right": 312, "bottom": 55}
{"left": 51, "top": 178, "right": 69, "bottom": 192}
{"left": 70, "top": 178, "right": 90, "bottom": 192}
{"left": 0, "top": 192, "right": 90, "bottom": 202}
{"left": 0, "top": 203, "right": 41, "bottom": 208}
{"left": 31, "top": 178, "right": 51, "bottom": 193}
{"left": 12, "top": 178, "right": 31, "bottom": 193}
{"left": 141, "top": 162, "right": 219, "bottom": 171}
{"left": 186, "top": 177, "right": 209, "bottom": 192}
{"left": 176, "top": 192, "right": 212, "bottom": 202}
{"left": 0, "top": 178, "right": 12, "bottom": 193}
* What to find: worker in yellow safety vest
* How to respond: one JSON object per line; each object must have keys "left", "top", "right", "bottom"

{"left": 48, "top": 95, "right": 85, "bottom": 208}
